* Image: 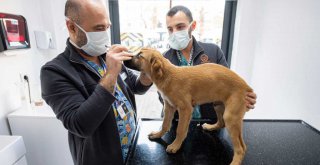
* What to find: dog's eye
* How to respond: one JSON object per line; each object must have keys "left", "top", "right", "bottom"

{"left": 136, "top": 52, "right": 142, "bottom": 58}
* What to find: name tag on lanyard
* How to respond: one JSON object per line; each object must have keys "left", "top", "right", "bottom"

{"left": 114, "top": 85, "right": 130, "bottom": 119}
{"left": 120, "top": 72, "right": 127, "bottom": 80}
{"left": 117, "top": 103, "right": 128, "bottom": 119}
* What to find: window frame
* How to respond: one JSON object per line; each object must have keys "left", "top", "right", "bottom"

{"left": 108, "top": 0, "right": 121, "bottom": 44}
{"left": 221, "top": 0, "right": 237, "bottom": 67}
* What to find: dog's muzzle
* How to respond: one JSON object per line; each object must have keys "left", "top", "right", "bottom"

{"left": 124, "top": 57, "right": 141, "bottom": 71}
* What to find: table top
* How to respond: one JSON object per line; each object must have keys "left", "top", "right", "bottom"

{"left": 126, "top": 119, "right": 320, "bottom": 165}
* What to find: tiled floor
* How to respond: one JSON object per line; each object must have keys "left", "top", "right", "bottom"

{"left": 135, "top": 85, "right": 163, "bottom": 119}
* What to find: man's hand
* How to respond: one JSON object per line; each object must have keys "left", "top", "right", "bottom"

{"left": 100, "top": 45, "right": 133, "bottom": 93}
{"left": 245, "top": 92, "right": 257, "bottom": 109}
{"left": 139, "top": 72, "right": 153, "bottom": 86}
{"left": 105, "top": 45, "right": 133, "bottom": 76}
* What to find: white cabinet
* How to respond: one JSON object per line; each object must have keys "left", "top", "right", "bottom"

{"left": 8, "top": 106, "right": 73, "bottom": 165}
{"left": 0, "top": 136, "right": 27, "bottom": 165}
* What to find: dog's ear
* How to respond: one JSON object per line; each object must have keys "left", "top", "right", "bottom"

{"left": 150, "top": 56, "right": 163, "bottom": 78}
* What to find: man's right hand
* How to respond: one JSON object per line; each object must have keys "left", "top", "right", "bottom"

{"left": 106, "top": 45, "right": 133, "bottom": 75}
{"left": 100, "top": 45, "right": 133, "bottom": 93}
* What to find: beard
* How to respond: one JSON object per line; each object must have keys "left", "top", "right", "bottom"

{"left": 188, "top": 27, "right": 192, "bottom": 39}
{"left": 75, "top": 29, "right": 87, "bottom": 47}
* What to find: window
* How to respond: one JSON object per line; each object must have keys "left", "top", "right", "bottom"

{"left": 115, "top": 0, "right": 226, "bottom": 54}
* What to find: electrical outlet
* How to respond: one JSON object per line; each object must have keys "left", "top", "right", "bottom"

{"left": 19, "top": 73, "right": 31, "bottom": 103}
{"left": 19, "top": 73, "right": 27, "bottom": 83}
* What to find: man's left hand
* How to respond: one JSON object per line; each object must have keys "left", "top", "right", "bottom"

{"left": 245, "top": 92, "right": 257, "bottom": 109}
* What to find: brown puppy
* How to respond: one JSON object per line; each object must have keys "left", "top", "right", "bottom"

{"left": 128, "top": 48, "right": 252, "bottom": 165}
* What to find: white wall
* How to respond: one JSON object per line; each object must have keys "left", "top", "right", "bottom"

{"left": 232, "top": 0, "right": 320, "bottom": 129}
{"left": 0, "top": 0, "right": 68, "bottom": 135}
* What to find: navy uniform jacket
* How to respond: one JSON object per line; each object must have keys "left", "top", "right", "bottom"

{"left": 40, "top": 39, "right": 150, "bottom": 165}
{"left": 162, "top": 36, "right": 228, "bottom": 122}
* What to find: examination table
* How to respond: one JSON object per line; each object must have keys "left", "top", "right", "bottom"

{"left": 126, "top": 119, "right": 320, "bottom": 165}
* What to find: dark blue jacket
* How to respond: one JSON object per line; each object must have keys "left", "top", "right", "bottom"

{"left": 40, "top": 39, "right": 150, "bottom": 165}
{"left": 163, "top": 36, "right": 228, "bottom": 121}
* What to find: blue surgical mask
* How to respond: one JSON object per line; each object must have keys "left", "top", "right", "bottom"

{"left": 168, "top": 22, "right": 193, "bottom": 50}
{"left": 67, "top": 17, "right": 110, "bottom": 56}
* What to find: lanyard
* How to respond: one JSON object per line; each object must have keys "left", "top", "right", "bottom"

{"left": 112, "top": 82, "right": 136, "bottom": 119}
{"left": 81, "top": 56, "right": 134, "bottom": 117}
{"left": 82, "top": 57, "right": 125, "bottom": 102}
{"left": 82, "top": 57, "right": 107, "bottom": 77}
{"left": 177, "top": 47, "right": 194, "bottom": 66}
{"left": 114, "top": 84, "right": 126, "bottom": 103}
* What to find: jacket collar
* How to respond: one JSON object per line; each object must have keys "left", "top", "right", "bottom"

{"left": 66, "top": 38, "right": 84, "bottom": 64}
{"left": 191, "top": 36, "right": 205, "bottom": 59}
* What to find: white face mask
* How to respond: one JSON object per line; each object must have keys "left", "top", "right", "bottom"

{"left": 168, "top": 22, "right": 193, "bottom": 50}
{"left": 68, "top": 19, "right": 110, "bottom": 56}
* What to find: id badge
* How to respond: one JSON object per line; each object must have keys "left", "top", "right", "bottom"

{"left": 120, "top": 72, "right": 127, "bottom": 80}
{"left": 117, "top": 103, "right": 129, "bottom": 119}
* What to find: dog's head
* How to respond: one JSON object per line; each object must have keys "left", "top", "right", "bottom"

{"left": 124, "top": 47, "right": 164, "bottom": 79}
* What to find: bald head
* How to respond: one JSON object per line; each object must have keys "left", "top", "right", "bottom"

{"left": 65, "top": 0, "right": 107, "bottom": 24}
{"left": 65, "top": 0, "right": 81, "bottom": 23}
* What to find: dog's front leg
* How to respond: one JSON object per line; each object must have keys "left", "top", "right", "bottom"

{"left": 148, "top": 100, "right": 175, "bottom": 139}
{"left": 166, "top": 104, "right": 192, "bottom": 153}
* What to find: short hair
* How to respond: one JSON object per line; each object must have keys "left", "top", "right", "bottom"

{"left": 65, "top": 0, "right": 81, "bottom": 24}
{"left": 167, "top": 5, "right": 193, "bottom": 22}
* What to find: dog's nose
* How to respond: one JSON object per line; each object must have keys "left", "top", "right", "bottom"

{"left": 124, "top": 58, "right": 140, "bottom": 71}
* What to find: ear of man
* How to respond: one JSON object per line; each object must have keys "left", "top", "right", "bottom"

{"left": 66, "top": 21, "right": 77, "bottom": 33}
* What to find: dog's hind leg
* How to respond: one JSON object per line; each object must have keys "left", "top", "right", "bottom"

{"left": 166, "top": 104, "right": 193, "bottom": 153}
{"left": 149, "top": 100, "right": 176, "bottom": 139}
{"left": 202, "top": 104, "right": 225, "bottom": 131}
{"left": 223, "top": 99, "right": 246, "bottom": 165}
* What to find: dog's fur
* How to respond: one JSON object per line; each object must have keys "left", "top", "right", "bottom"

{"left": 129, "top": 48, "right": 253, "bottom": 165}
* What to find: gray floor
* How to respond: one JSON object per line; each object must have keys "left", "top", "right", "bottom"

{"left": 135, "top": 85, "right": 163, "bottom": 119}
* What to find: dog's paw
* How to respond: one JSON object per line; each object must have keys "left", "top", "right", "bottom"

{"left": 148, "top": 131, "right": 163, "bottom": 139}
{"left": 202, "top": 123, "right": 219, "bottom": 131}
{"left": 166, "top": 142, "right": 181, "bottom": 153}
